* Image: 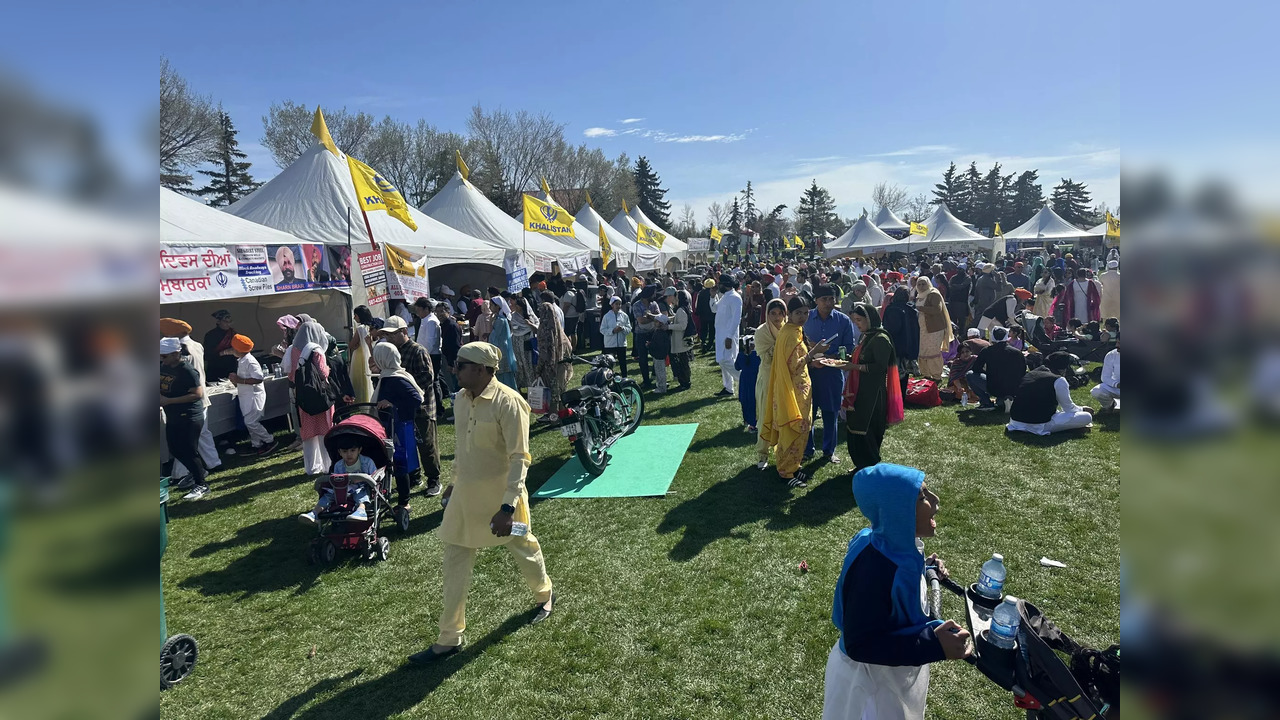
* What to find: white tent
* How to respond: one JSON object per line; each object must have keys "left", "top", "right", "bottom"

{"left": 919, "top": 203, "right": 976, "bottom": 230}
{"left": 163, "top": 186, "right": 308, "bottom": 248}
{"left": 872, "top": 206, "right": 911, "bottom": 233}
{"left": 911, "top": 203, "right": 993, "bottom": 253}
{"left": 824, "top": 215, "right": 911, "bottom": 258}
{"left": 574, "top": 202, "right": 662, "bottom": 272}
{"left": 226, "top": 145, "right": 506, "bottom": 271}
{"left": 421, "top": 173, "right": 591, "bottom": 274}
{"left": 1002, "top": 205, "right": 1102, "bottom": 245}
{"left": 515, "top": 190, "right": 610, "bottom": 265}
{"left": 610, "top": 206, "right": 686, "bottom": 269}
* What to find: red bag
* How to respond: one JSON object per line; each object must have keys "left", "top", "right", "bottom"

{"left": 904, "top": 377, "right": 942, "bottom": 407}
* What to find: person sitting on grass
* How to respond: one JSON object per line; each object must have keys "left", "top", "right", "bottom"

{"left": 823, "top": 463, "right": 972, "bottom": 719}
{"left": 1006, "top": 351, "right": 1094, "bottom": 436}
{"left": 299, "top": 438, "right": 375, "bottom": 525}
{"left": 1091, "top": 339, "right": 1121, "bottom": 412}
{"left": 1098, "top": 317, "right": 1119, "bottom": 343}
{"left": 966, "top": 326, "right": 1027, "bottom": 413}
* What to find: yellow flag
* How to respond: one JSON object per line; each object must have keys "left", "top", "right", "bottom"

{"left": 795, "top": 236, "right": 805, "bottom": 249}
{"left": 994, "top": 222, "right": 1003, "bottom": 237}
{"left": 523, "top": 194, "right": 575, "bottom": 236}
{"left": 311, "top": 106, "right": 340, "bottom": 158}
{"left": 1105, "top": 211, "right": 1120, "bottom": 238}
{"left": 637, "top": 222, "right": 666, "bottom": 249}
{"left": 621, "top": 197, "right": 629, "bottom": 214}
{"left": 455, "top": 150, "right": 469, "bottom": 180}
{"left": 540, "top": 176, "right": 553, "bottom": 196}
{"left": 383, "top": 242, "right": 427, "bottom": 278}
{"left": 910, "top": 222, "right": 928, "bottom": 236}
{"left": 585, "top": 190, "right": 594, "bottom": 208}
{"left": 598, "top": 223, "right": 613, "bottom": 269}
{"left": 709, "top": 225, "right": 722, "bottom": 241}
{"left": 348, "top": 155, "right": 417, "bottom": 231}
{"left": 784, "top": 235, "right": 794, "bottom": 249}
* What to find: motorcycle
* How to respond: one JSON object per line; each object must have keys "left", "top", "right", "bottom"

{"left": 555, "top": 354, "right": 644, "bottom": 475}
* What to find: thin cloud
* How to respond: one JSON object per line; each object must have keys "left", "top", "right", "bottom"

{"left": 658, "top": 133, "right": 747, "bottom": 144}
{"left": 868, "top": 144, "right": 956, "bottom": 158}
{"left": 583, "top": 127, "right": 617, "bottom": 138}
{"left": 619, "top": 118, "right": 645, "bottom": 124}
{"left": 584, "top": 125, "right": 751, "bottom": 144}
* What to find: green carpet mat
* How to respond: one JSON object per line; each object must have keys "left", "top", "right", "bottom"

{"left": 532, "top": 423, "right": 698, "bottom": 499}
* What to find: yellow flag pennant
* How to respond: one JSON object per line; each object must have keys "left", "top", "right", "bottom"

{"left": 637, "top": 222, "right": 666, "bottom": 249}
{"left": 598, "top": 223, "right": 613, "bottom": 269}
{"left": 784, "top": 235, "right": 794, "bottom": 249}
{"left": 909, "top": 222, "right": 928, "bottom": 236}
{"left": 795, "top": 235, "right": 805, "bottom": 249}
{"left": 455, "top": 150, "right": 470, "bottom": 180}
{"left": 540, "top": 176, "right": 553, "bottom": 197}
{"left": 585, "top": 190, "right": 594, "bottom": 208}
{"left": 1105, "top": 211, "right": 1120, "bottom": 238}
{"left": 621, "top": 197, "right": 629, "bottom": 214}
{"left": 348, "top": 155, "right": 417, "bottom": 231}
{"left": 311, "top": 106, "right": 340, "bottom": 158}
{"left": 994, "top": 222, "right": 1003, "bottom": 237}
{"left": 709, "top": 225, "right": 722, "bottom": 241}
{"left": 523, "top": 194, "right": 575, "bottom": 237}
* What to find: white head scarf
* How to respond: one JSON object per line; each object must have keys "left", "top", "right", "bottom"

{"left": 491, "top": 296, "right": 512, "bottom": 320}
{"left": 372, "top": 341, "right": 424, "bottom": 400}
{"left": 291, "top": 319, "right": 328, "bottom": 367}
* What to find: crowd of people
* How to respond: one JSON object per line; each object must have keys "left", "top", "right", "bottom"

{"left": 159, "top": 242, "right": 1119, "bottom": 718}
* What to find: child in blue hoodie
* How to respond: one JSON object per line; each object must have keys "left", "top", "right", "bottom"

{"left": 823, "top": 463, "right": 972, "bottom": 719}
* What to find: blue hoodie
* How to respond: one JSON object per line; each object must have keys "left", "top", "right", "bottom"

{"left": 832, "top": 463, "right": 945, "bottom": 666}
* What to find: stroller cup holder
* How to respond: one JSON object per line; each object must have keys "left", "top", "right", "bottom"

{"left": 962, "top": 584, "right": 1017, "bottom": 691}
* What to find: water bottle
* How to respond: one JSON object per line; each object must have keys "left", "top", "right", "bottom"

{"left": 989, "top": 596, "right": 1020, "bottom": 649}
{"left": 960, "top": 392, "right": 970, "bottom": 408}
{"left": 976, "top": 553, "right": 1006, "bottom": 599}
{"left": 511, "top": 521, "right": 529, "bottom": 537}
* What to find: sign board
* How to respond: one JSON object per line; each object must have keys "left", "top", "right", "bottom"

{"left": 357, "top": 249, "right": 388, "bottom": 306}
{"left": 160, "top": 243, "right": 351, "bottom": 303}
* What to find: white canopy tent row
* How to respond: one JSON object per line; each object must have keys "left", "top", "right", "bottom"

{"left": 872, "top": 206, "right": 911, "bottom": 236}
{"left": 225, "top": 143, "right": 510, "bottom": 305}
{"left": 908, "top": 202, "right": 1002, "bottom": 256}
{"left": 609, "top": 206, "right": 687, "bottom": 270}
{"left": 1000, "top": 205, "right": 1104, "bottom": 249}
{"left": 421, "top": 172, "right": 592, "bottom": 277}
{"left": 161, "top": 186, "right": 355, "bottom": 343}
{"left": 572, "top": 201, "right": 662, "bottom": 272}
{"left": 824, "top": 215, "right": 913, "bottom": 259}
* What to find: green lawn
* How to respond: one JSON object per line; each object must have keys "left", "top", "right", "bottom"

{"left": 160, "top": 349, "right": 1118, "bottom": 720}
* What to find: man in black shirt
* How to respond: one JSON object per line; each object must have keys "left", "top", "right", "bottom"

{"left": 161, "top": 337, "right": 209, "bottom": 500}
{"left": 435, "top": 302, "right": 463, "bottom": 413}
{"left": 966, "top": 327, "right": 1027, "bottom": 411}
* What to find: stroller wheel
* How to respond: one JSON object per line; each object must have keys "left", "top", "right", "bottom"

{"left": 307, "top": 541, "right": 320, "bottom": 566}
{"left": 394, "top": 506, "right": 411, "bottom": 532}
{"left": 319, "top": 539, "right": 337, "bottom": 565}
{"left": 161, "top": 633, "right": 198, "bottom": 689}
{"left": 376, "top": 536, "right": 390, "bottom": 561}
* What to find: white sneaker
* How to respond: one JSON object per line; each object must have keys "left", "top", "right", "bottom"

{"left": 756, "top": 461, "right": 768, "bottom": 471}
{"left": 182, "top": 484, "right": 209, "bottom": 500}
{"left": 172, "top": 476, "right": 195, "bottom": 491}
{"left": 298, "top": 511, "right": 318, "bottom": 526}
{"left": 1004, "top": 398, "right": 1014, "bottom": 413}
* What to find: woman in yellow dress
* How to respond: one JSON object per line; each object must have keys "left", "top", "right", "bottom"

{"left": 754, "top": 299, "right": 788, "bottom": 470}
{"left": 761, "top": 297, "right": 830, "bottom": 488}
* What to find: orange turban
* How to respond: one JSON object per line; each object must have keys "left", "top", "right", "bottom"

{"left": 160, "top": 318, "right": 191, "bottom": 336}
{"left": 231, "top": 334, "right": 254, "bottom": 353}
{"left": 1014, "top": 288, "right": 1033, "bottom": 301}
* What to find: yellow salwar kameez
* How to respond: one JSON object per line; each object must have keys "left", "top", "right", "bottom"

{"left": 760, "top": 323, "right": 813, "bottom": 479}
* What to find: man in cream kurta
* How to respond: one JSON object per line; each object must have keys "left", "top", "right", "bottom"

{"left": 410, "top": 342, "right": 554, "bottom": 662}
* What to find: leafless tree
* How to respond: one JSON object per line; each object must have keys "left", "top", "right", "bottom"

{"left": 544, "top": 141, "right": 617, "bottom": 212}
{"left": 676, "top": 204, "right": 698, "bottom": 237}
{"left": 602, "top": 152, "right": 637, "bottom": 220}
{"left": 260, "top": 101, "right": 376, "bottom": 169}
{"left": 706, "top": 200, "right": 728, "bottom": 229}
{"left": 871, "top": 181, "right": 909, "bottom": 213}
{"left": 466, "top": 105, "right": 565, "bottom": 213}
{"left": 160, "top": 57, "right": 221, "bottom": 188}
{"left": 902, "top": 193, "right": 932, "bottom": 223}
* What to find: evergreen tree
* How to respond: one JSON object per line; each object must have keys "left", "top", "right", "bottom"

{"left": 727, "top": 197, "right": 744, "bottom": 235}
{"left": 740, "top": 180, "right": 757, "bottom": 231}
{"left": 161, "top": 164, "right": 195, "bottom": 193}
{"left": 1050, "top": 178, "right": 1093, "bottom": 227}
{"left": 1008, "top": 170, "right": 1044, "bottom": 227}
{"left": 955, "top": 161, "right": 982, "bottom": 222}
{"left": 932, "top": 162, "right": 962, "bottom": 208}
{"left": 633, "top": 156, "right": 672, "bottom": 228}
{"left": 795, "top": 180, "right": 839, "bottom": 240}
{"left": 975, "top": 163, "right": 1012, "bottom": 233}
{"left": 194, "top": 111, "right": 260, "bottom": 206}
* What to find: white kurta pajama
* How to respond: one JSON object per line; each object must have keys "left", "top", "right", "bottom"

{"left": 714, "top": 289, "right": 743, "bottom": 393}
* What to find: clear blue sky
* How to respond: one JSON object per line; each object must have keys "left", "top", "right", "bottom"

{"left": 7, "top": 0, "right": 1278, "bottom": 221}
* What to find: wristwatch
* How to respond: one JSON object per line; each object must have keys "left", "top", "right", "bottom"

{"left": 499, "top": 503, "right": 516, "bottom": 515}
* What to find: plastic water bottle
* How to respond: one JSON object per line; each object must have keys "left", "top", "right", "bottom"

{"left": 989, "top": 596, "right": 1020, "bottom": 649}
{"left": 960, "top": 392, "right": 970, "bottom": 408}
{"left": 976, "top": 553, "right": 1006, "bottom": 599}
{"left": 511, "top": 521, "right": 529, "bottom": 537}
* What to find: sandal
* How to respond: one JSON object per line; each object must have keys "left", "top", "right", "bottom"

{"left": 785, "top": 471, "right": 808, "bottom": 488}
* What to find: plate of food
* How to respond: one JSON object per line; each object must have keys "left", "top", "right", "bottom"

{"left": 816, "top": 357, "right": 846, "bottom": 368}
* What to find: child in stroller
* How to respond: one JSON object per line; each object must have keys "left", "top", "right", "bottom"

{"left": 298, "top": 437, "right": 374, "bottom": 525}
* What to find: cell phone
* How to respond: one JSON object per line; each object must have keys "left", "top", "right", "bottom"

{"left": 824, "top": 335, "right": 838, "bottom": 346}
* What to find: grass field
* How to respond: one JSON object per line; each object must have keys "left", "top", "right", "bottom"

{"left": 159, "top": 347, "right": 1119, "bottom": 720}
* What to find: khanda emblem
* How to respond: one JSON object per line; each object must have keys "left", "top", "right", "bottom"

{"left": 540, "top": 205, "right": 559, "bottom": 223}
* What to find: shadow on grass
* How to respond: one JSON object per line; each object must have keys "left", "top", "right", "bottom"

{"left": 168, "top": 463, "right": 310, "bottom": 521}
{"left": 686, "top": 425, "right": 753, "bottom": 454}
{"left": 261, "top": 669, "right": 364, "bottom": 720}
{"left": 179, "top": 516, "right": 324, "bottom": 598}
{"left": 1095, "top": 411, "right": 1120, "bottom": 433}
{"left": 1004, "top": 427, "right": 1095, "bottom": 447}
{"left": 645, "top": 393, "right": 726, "bottom": 421}
{"left": 272, "top": 612, "right": 531, "bottom": 720}
{"left": 657, "top": 465, "right": 792, "bottom": 561}
{"left": 769, "top": 468, "right": 858, "bottom": 531}
{"left": 955, "top": 409, "right": 1015, "bottom": 427}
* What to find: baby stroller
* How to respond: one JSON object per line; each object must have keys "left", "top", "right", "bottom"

{"left": 306, "top": 404, "right": 410, "bottom": 565}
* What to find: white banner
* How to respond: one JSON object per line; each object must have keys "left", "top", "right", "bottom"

{"left": 686, "top": 238, "right": 711, "bottom": 252}
{"left": 160, "top": 243, "right": 351, "bottom": 303}
{"left": 382, "top": 243, "right": 430, "bottom": 302}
